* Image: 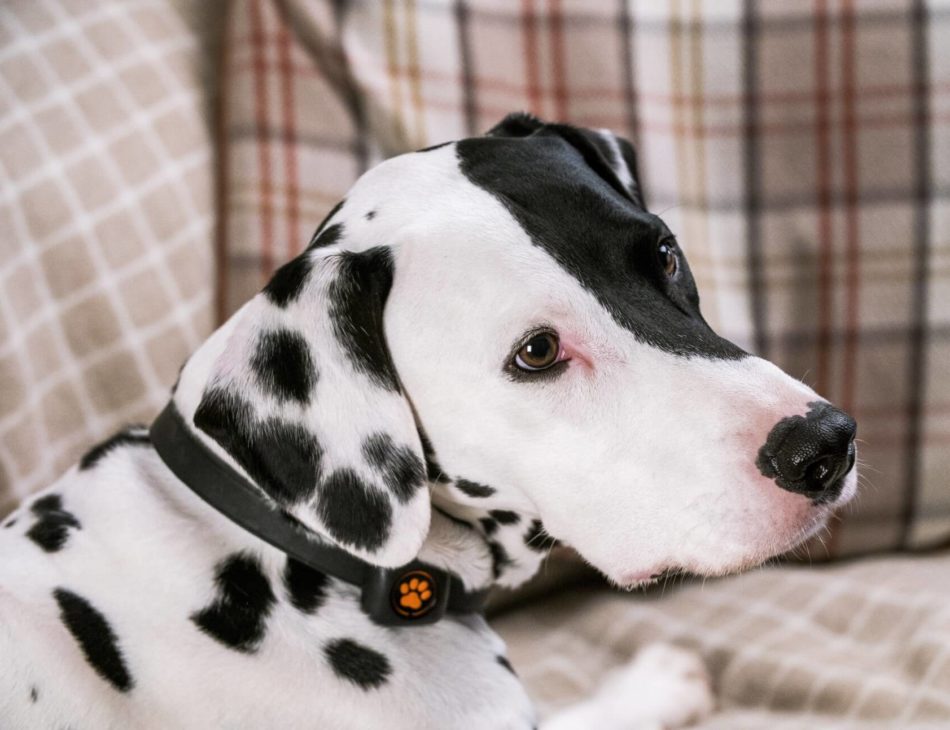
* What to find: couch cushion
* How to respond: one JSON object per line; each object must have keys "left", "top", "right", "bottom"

{"left": 494, "top": 551, "right": 950, "bottom": 727}
{"left": 0, "top": 0, "right": 213, "bottom": 514}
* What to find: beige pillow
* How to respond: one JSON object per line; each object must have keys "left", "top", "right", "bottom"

{"left": 0, "top": 0, "right": 214, "bottom": 514}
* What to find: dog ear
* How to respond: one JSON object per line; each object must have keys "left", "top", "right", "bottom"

{"left": 486, "top": 112, "right": 646, "bottom": 210}
{"left": 191, "top": 241, "right": 429, "bottom": 568}
{"left": 546, "top": 124, "right": 646, "bottom": 210}
{"left": 486, "top": 111, "right": 546, "bottom": 138}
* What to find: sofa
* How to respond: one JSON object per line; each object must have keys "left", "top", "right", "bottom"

{"left": 3, "top": 1, "right": 950, "bottom": 726}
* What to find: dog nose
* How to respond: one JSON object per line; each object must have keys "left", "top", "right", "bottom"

{"left": 757, "top": 403, "right": 857, "bottom": 501}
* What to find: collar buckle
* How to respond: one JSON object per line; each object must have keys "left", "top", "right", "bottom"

{"left": 361, "top": 561, "right": 451, "bottom": 626}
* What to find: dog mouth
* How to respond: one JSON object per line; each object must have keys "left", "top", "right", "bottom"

{"left": 613, "top": 502, "right": 838, "bottom": 591}
{"left": 616, "top": 566, "right": 686, "bottom": 589}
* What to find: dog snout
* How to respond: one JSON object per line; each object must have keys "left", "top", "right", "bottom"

{"left": 757, "top": 402, "right": 857, "bottom": 502}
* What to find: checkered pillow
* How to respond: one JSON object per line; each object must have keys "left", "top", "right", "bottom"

{"left": 0, "top": 0, "right": 213, "bottom": 513}
{"left": 217, "top": 0, "right": 949, "bottom": 559}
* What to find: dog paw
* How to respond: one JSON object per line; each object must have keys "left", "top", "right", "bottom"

{"left": 542, "top": 643, "right": 714, "bottom": 730}
{"left": 604, "top": 643, "right": 714, "bottom": 728}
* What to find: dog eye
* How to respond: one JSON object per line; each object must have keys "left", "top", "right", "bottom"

{"left": 657, "top": 241, "right": 678, "bottom": 278}
{"left": 514, "top": 332, "right": 561, "bottom": 371}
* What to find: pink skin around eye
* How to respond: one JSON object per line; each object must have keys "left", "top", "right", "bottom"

{"left": 557, "top": 334, "right": 594, "bottom": 371}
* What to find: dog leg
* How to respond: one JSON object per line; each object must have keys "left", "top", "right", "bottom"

{"left": 541, "top": 643, "right": 714, "bottom": 730}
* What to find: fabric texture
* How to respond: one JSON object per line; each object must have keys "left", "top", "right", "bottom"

{"left": 0, "top": 0, "right": 214, "bottom": 515}
{"left": 217, "top": 0, "right": 950, "bottom": 560}
{"left": 494, "top": 550, "right": 950, "bottom": 728}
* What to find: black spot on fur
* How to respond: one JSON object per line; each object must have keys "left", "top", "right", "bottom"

{"left": 455, "top": 478, "right": 495, "bottom": 498}
{"left": 489, "top": 541, "right": 514, "bottom": 579}
{"left": 27, "top": 494, "right": 81, "bottom": 553}
{"left": 4, "top": 518, "right": 16, "bottom": 528}
{"left": 523, "top": 519, "right": 557, "bottom": 552}
{"left": 418, "top": 429, "right": 450, "bottom": 484}
{"left": 79, "top": 428, "right": 150, "bottom": 470}
{"left": 328, "top": 247, "right": 401, "bottom": 392}
{"left": 29, "top": 685, "right": 38, "bottom": 702}
{"left": 251, "top": 329, "right": 317, "bottom": 404}
{"left": 191, "top": 553, "right": 276, "bottom": 654}
{"left": 364, "top": 210, "right": 376, "bottom": 220}
{"left": 361, "top": 433, "right": 425, "bottom": 504}
{"left": 317, "top": 470, "right": 392, "bottom": 552}
{"left": 324, "top": 638, "right": 391, "bottom": 689}
{"left": 283, "top": 557, "right": 329, "bottom": 614}
{"left": 195, "top": 388, "right": 323, "bottom": 505}
{"left": 497, "top": 655, "right": 517, "bottom": 675}
{"left": 53, "top": 588, "right": 133, "bottom": 692}
{"left": 489, "top": 510, "right": 520, "bottom": 525}
{"left": 307, "top": 222, "right": 344, "bottom": 251}
{"left": 479, "top": 517, "right": 498, "bottom": 536}
{"left": 264, "top": 254, "right": 312, "bottom": 307}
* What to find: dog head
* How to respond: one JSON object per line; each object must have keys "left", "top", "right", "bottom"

{"left": 176, "top": 113, "right": 858, "bottom": 587}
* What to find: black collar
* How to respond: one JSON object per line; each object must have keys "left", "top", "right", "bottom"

{"left": 149, "top": 402, "right": 488, "bottom": 626}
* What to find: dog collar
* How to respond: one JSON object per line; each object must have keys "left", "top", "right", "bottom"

{"left": 149, "top": 402, "right": 489, "bottom": 627}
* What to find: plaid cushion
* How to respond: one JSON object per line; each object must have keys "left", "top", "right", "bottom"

{"left": 218, "top": 0, "right": 950, "bottom": 560}
{"left": 494, "top": 550, "right": 950, "bottom": 727}
{"left": 0, "top": 0, "right": 213, "bottom": 514}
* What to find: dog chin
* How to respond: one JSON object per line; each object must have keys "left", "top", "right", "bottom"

{"left": 608, "top": 501, "right": 843, "bottom": 591}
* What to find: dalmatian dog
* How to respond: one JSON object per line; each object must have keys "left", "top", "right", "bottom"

{"left": 0, "top": 113, "right": 858, "bottom": 729}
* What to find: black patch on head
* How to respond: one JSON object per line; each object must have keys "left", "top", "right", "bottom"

{"left": 79, "top": 428, "right": 150, "bottom": 470}
{"left": 283, "top": 557, "right": 329, "bottom": 614}
{"left": 27, "top": 494, "right": 81, "bottom": 553}
{"left": 191, "top": 552, "right": 275, "bottom": 653}
{"left": 324, "top": 638, "right": 391, "bottom": 689}
{"left": 328, "top": 247, "right": 401, "bottom": 392}
{"left": 195, "top": 388, "right": 323, "bottom": 505}
{"left": 361, "top": 433, "right": 425, "bottom": 504}
{"left": 29, "top": 685, "right": 38, "bottom": 702}
{"left": 489, "top": 510, "right": 520, "bottom": 525}
{"left": 523, "top": 519, "right": 557, "bottom": 553}
{"left": 263, "top": 254, "right": 312, "bottom": 308}
{"left": 479, "top": 517, "right": 498, "bottom": 536}
{"left": 489, "top": 541, "right": 514, "bottom": 579}
{"left": 308, "top": 222, "right": 344, "bottom": 251}
{"left": 364, "top": 210, "right": 376, "bottom": 220}
{"left": 250, "top": 329, "right": 317, "bottom": 404}
{"left": 455, "top": 478, "right": 495, "bottom": 498}
{"left": 417, "top": 429, "right": 450, "bottom": 484}
{"left": 456, "top": 126, "right": 747, "bottom": 361}
{"left": 497, "top": 655, "right": 517, "bottom": 675}
{"left": 317, "top": 469, "right": 392, "bottom": 552}
{"left": 53, "top": 588, "right": 133, "bottom": 692}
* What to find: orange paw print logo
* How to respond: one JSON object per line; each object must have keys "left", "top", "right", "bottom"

{"left": 391, "top": 570, "right": 437, "bottom": 618}
{"left": 399, "top": 577, "right": 431, "bottom": 609}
